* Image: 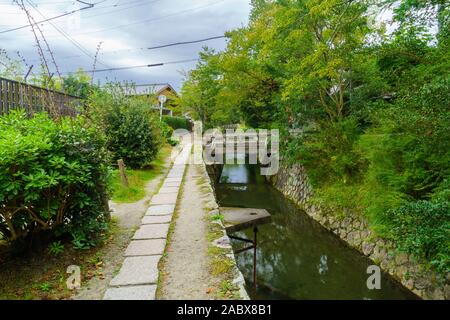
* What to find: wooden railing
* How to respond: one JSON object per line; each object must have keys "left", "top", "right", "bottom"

{"left": 0, "top": 77, "right": 80, "bottom": 117}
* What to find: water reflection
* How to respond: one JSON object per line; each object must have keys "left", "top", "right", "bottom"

{"left": 214, "top": 163, "right": 418, "bottom": 300}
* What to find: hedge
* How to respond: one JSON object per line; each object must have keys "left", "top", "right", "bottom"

{"left": 162, "top": 116, "right": 192, "bottom": 131}
{"left": 0, "top": 111, "right": 110, "bottom": 248}
{"left": 104, "top": 102, "right": 162, "bottom": 169}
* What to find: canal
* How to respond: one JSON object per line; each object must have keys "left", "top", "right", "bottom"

{"left": 212, "top": 162, "right": 418, "bottom": 300}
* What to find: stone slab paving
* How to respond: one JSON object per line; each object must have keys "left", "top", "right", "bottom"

{"left": 142, "top": 215, "right": 172, "bottom": 224}
{"left": 167, "top": 175, "right": 183, "bottom": 180}
{"left": 158, "top": 186, "right": 179, "bottom": 194}
{"left": 169, "top": 168, "right": 185, "bottom": 173}
{"left": 109, "top": 255, "right": 161, "bottom": 286}
{"left": 103, "top": 141, "right": 192, "bottom": 300}
{"left": 133, "top": 224, "right": 170, "bottom": 240}
{"left": 103, "top": 285, "right": 157, "bottom": 300}
{"left": 125, "top": 239, "right": 166, "bottom": 257}
{"left": 167, "top": 170, "right": 184, "bottom": 176}
{"left": 150, "top": 192, "right": 178, "bottom": 205}
{"left": 162, "top": 181, "right": 182, "bottom": 188}
{"left": 165, "top": 177, "right": 182, "bottom": 183}
{"left": 146, "top": 204, "right": 175, "bottom": 216}
{"left": 170, "top": 165, "right": 186, "bottom": 172}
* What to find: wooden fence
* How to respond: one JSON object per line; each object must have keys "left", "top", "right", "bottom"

{"left": 0, "top": 77, "right": 80, "bottom": 117}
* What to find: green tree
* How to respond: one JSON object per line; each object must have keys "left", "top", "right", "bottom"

{"left": 63, "top": 69, "right": 93, "bottom": 99}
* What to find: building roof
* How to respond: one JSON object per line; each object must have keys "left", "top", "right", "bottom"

{"left": 132, "top": 83, "right": 178, "bottom": 96}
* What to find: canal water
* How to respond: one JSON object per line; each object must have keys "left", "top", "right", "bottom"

{"left": 213, "top": 163, "right": 417, "bottom": 300}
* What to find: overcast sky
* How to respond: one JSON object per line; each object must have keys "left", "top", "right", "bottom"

{"left": 0, "top": 0, "right": 251, "bottom": 90}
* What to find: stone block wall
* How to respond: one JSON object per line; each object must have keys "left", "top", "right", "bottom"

{"left": 267, "top": 163, "right": 449, "bottom": 300}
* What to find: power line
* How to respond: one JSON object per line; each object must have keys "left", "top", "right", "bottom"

{"left": 59, "top": 57, "right": 198, "bottom": 74}
{"left": 26, "top": 0, "right": 110, "bottom": 68}
{"left": 147, "top": 35, "right": 226, "bottom": 50}
{"left": 11, "top": 0, "right": 227, "bottom": 39}
{"left": 0, "top": 0, "right": 101, "bottom": 34}
{"left": 82, "top": 0, "right": 161, "bottom": 19}
{"left": 33, "top": 34, "right": 227, "bottom": 61}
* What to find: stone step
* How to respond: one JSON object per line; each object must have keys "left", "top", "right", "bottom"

{"left": 133, "top": 224, "right": 170, "bottom": 240}
{"left": 158, "top": 186, "right": 179, "bottom": 194}
{"left": 162, "top": 181, "right": 182, "bottom": 188}
{"left": 142, "top": 215, "right": 172, "bottom": 225}
{"left": 151, "top": 192, "right": 178, "bottom": 205}
{"left": 103, "top": 285, "right": 157, "bottom": 300}
{"left": 124, "top": 239, "right": 166, "bottom": 257}
{"left": 146, "top": 204, "right": 175, "bottom": 216}
{"left": 165, "top": 177, "right": 182, "bottom": 183}
{"left": 110, "top": 255, "right": 161, "bottom": 286}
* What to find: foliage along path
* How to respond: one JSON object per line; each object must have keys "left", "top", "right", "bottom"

{"left": 102, "top": 136, "right": 192, "bottom": 300}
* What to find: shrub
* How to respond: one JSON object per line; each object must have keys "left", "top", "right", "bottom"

{"left": 104, "top": 100, "right": 162, "bottom": 169}
{"left": 159, "top": 118, "right": 174, "bottom": 140}
{"left": 0, "top": 111, "right": 110, "bottom": 248}
{"left": 162, "top": 116, "right": 192, "bottom": 131}
{"left": 381, "top": 200, "right": 450, "bottom": 274}
{"left": 87, "top": 85, "right": 162, "bottom": 169}
{"left": 291, "top": 118, "right": 364, "bottom": 187}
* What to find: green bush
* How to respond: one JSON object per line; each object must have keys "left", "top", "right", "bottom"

{"left": 104, "top": 100, "right": 162, "bottom": 169}
{"left": 0, "top": 111, "right": 110, "bottom": 248}
{"left": 159, "top": 118, "right": 174, "bottom": 140}
{"left": 291, "top": 118, "right": 364, "bottom": 187}
{"left": 162, "top": 116, "right": 192, "bottom": 131}
{"left": 382, "top": 200, "right": 450, "bottom": 274}
{"left": 159, "top": 116, "right": 180, "bottom": 146}
{"left": 86, "top": 85, "right": 162, "bottom": 169}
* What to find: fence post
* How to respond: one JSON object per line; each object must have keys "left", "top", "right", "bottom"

{"left": 117, "top": 159, "right": 129, "bottom": 187}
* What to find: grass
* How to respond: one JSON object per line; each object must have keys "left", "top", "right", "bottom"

{"left": 218, "top": 280, "right": 240, "bottom": 299}
{"left": 110, "top": 145, "right": 172, "bottom": 203}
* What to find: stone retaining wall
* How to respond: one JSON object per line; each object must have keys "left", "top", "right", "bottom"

{"left": 198, "top": 160, "right": 249, "bottom": 300}
{"left": 267, "top": 163, "right": 449, "bottom": 300}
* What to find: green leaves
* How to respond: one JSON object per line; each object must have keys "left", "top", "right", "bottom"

{"left": 383, "top": 200, "right": 450, "bottom": 274}
{"left": 0, "top": 110, "right": 110, "bottom": 247}
{"left": 179, "top": 0, "right": 450, "bottom": 275}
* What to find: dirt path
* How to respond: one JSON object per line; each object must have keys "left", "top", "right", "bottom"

{"left": 159, "top": 163, "right": 214, "bottom": 300}
{"left": 72, "top": 154, "right": 174, "bottom": 300}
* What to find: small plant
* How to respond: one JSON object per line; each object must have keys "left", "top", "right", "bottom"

{"left": 88, "top": 252, "right": 103, "bottom": 265}
{"left": 210, "top": 213, "right": 224, "bottom": 222}
{"left": 167, "top": 137, "right": 179, "bottom": 146}
{"left": 218, "top": 280, "right": 239, "bottom": 299}
{"left": 48, "top": 241, "right": 65, "bottom": 256}
{"left": 38, "top": 282, "right": 51, "bottom": 292}
{"left": 210, "top": 256, "right": 234, "bottom": 276}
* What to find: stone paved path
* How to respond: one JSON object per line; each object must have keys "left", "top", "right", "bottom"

{"left": 103, "top": 140, "right": 192, "bottom": 300}
{"left": 158, "top": 163, "right": 216, "bottom": 300}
